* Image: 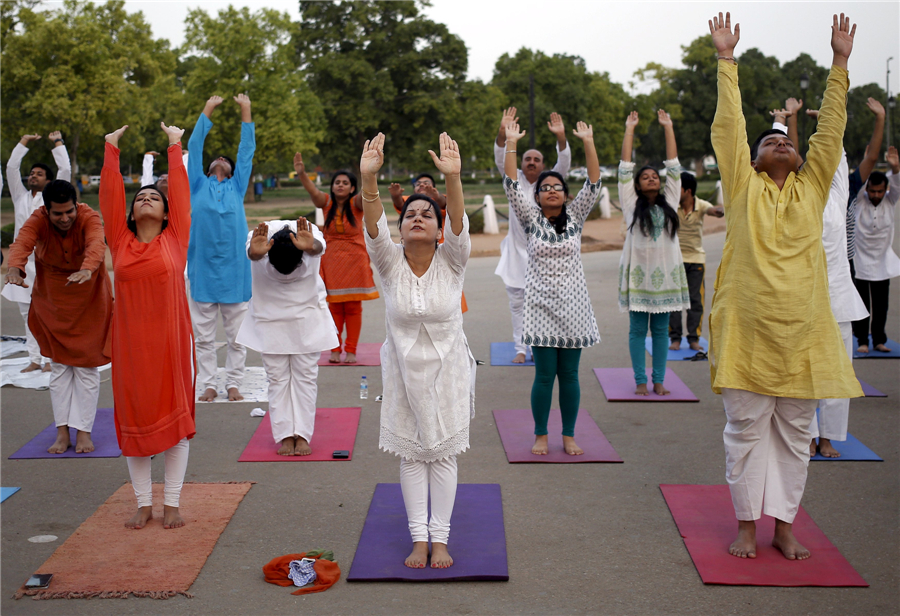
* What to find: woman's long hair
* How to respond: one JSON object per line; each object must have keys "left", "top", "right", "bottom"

{"left": 628, "top": 166, "right": 679, "bottom": 240}
{"left": 533, "top": 170, "right": 570, "bottom": 234}
{"left": 324, "top": 171, "right": 358, "bottom": 229}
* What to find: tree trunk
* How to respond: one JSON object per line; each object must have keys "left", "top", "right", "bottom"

{"left": 694, "top": 156, "right": 705, "bottom": 179}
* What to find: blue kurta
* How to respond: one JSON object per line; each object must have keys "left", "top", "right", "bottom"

{"left": 187, "top": 113, "right": 255, "bottom": 304}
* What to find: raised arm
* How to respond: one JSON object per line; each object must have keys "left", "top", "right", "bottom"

{"left": 494, "top": 106, "right": 518, "bottom": 176}
{"left": 784, "top": 98, "right": 802, "bottom": 152}
{"left": 503, "top": 121, "right": 525, "bottom": 180}
{"left": 621, "top": 112, "right": 638, "bottom": 163}
{"left": 7, "top": 136, "right": 37, "bottom": 206}
{"left": 658, "top": 110, "right": 678, "bottom": 161}
{"left": 359, "top": 133, "right": 386, "bottom": 238}
{"left": 428, "top": 133, "right": 464, "bottom": 237}
{"left": 100, "top": 126, "right": 129, "bottom": 251}
{"left": 574, "top": 121, "right": 600, "bottom": 183}
{"left": 232, "top": 93, "right": 255, "bottom": 193}
{"left": 858, "top": 98, "right": 885, "bottom": 183}
{"left": 48, "top": 131, "right": 71, "bottom": 183}
{"left": 502, "top": 122, "right": 537, "bottom": 230}
{"left": 884, "top": 147, "right": 900, "bottom": 207}
{"left": 547, "top": 112, "right": 569, "bottom": 154}
{"left": 293, "top": 152, "right": 329, "bottom": 208}
{"left": 389, "top": 183, "right": 406, "bottom": 214}
{"left": 188, "top": 100, "right": 218, "bottom": 192}
{"left": 141, "top": 152, "right": 157, "bottom": 187}
{"left": 161, "top": 123, "right": 190, "bottom": 250}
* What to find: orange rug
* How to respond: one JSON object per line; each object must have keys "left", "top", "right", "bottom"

{"left": 15, "top": 482, "right": 253, "bottom": 600}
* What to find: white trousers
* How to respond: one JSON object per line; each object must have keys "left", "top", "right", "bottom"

{"left": 49, "top": 363, "right": 100, "bottom": 432}
{"left": 722, "top": 388, "right": 817, "bottom": 523}
{"left": 399, "top": 456, "right": 458, "bottom": 544}
{"left": 18, "top": 301, "right": 47, "bottom": 364}
{"left": 189, "top": 299, "right": 249, "bottom": 391}
{"left": 126, "top": 438, "right": 190, "bottom": 508}
{"left": 810, "top": 321, "right": 852, "bottom": 441}
{"left": 505, "top": 285, "right": 529, "bottom": 357}
{"left": 261, "top": 352, "right": 319, "bottom": 443}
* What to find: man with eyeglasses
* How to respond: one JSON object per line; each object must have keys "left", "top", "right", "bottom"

{"left": 493, "top": 108, "right": 571, "bottom": 363}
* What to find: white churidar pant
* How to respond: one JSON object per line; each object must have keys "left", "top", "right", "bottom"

{"left": 189, "top": 299, "right": 249, "bottom": 391}
{"left": 49, "top": 363, "right": 99, "bottom": 431}
{"left": 18, "top": 301, "right": 46, "bottom": 364}
{"left": 399, "top": 455, "right": 457, "bottom": 544}
{"left": 505, "top": 285, "right": 529, "bottom": 357}
{"left": 261, "top": 352, "right": 319, "bottom": 443}
{"left": 126, "top": 438, "right": 190, "bottom": 508}
{"left": 810, "top": 321, "right": 852, "bottom": 441}
{"left": 722, "top": 388, "right": 817, "bottom": 523}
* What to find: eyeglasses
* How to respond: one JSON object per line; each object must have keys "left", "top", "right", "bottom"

{"left": 539, "top": 184, "right": 565, "bottom": 193}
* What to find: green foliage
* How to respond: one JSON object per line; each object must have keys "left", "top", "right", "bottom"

{"left": 1, "top": 223, "right": 15, "bottom": 248}
{"left": 467, "top": 209, "right": 484, "bottom": 234}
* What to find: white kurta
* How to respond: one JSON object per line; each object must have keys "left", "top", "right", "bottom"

{"left": 1, "top": 143, "right": 71, "bottom": 304}
{"left": 853, "top": 171, "right": 900, "bottom": 281}
{"left": 365, "top": 212, "right": 476, "bottom": 463}
{"left": 493, "top": 142, "right": 572, "bottom": 289}
{"left": 141, "top": 151, "right": 190, "bottom": 187}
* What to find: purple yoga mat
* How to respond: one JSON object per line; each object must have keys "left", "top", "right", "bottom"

{"left": 593, "top": 368, "right": 699, "bottom": 402}
{"left": 9, "top": 408, "right": 121, "bottom": 459}
{"left": 493, "top": 409, "right": 622, "bottom": 463}
{"left": 347, "top": 483, "right": 509, "bottom": 582}
{"left": 858, "top": 379, "right": 886, "bottom": 397}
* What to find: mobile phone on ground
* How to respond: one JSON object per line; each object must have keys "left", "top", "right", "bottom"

{"left": 332, "top": 450, "right": 349, "bottom": 459}
{"left": 25, "top": 574, "right": 53, "bottom": 589}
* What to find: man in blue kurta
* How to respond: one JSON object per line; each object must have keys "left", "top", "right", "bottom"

{"left": 188, "top": 94, "right": 255, "bottom": 402}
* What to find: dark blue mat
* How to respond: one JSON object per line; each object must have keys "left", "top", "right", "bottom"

{"left": 1, "top": 487, "right": 20, "bottom": 503}
{"left": 490, "top": 342, "right": 534, "bottom": 366}
{"left": 811, "top": 433, "right": 882, "bottom": 461}
{"left": 853, "top": 337, "right": 900, "bottom": 358}
{"left": 645, "top": 337, "right": 709, "bottom": 361}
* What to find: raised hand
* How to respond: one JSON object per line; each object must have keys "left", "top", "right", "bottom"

{"left": 388, "top": 182, "right": 404, "bottom": 198}
{"left": 66, "top": 269, "right": 92, "bottom": 286}
{"left": 866, "top": 97, "right": 885, "bottom": 118}
{"left": 145, "top": 151, "right": 160, "bottom": 157}
{"left": 887, "top": 146, "right": 899, "bottom": 172}
{"left": 769, "top": 108, "right": 791, "bottom": 120}
{"left": 233, "top": 93, "right": 251, "bottom": 107}
{"left": 785, "top": 98, "right": 803, "bottom": 115}
{"left": 806, "top": 109, "right": 820, "bottom": 119}
{"left": 207, "top": 95, "right": 224, "bottom": 107}
{"left": 293, "top": 152, "right": 306, "bottom": 176}
{"left": 505, "top": 121, "right": 526, "bottom": 143}
{"left": 658, "top": 109, "right": 673, "bottom": 128}
{"left": 419, "top": 183, "right": 442, "bottom": 202}
{"left": 547, "top": 112, "right": 565, "bottom": 138}
{"left": 20, "top": 134, "right": 41, "bottom": 145}
{"left": 48, "top": 131, "right": 63, "bottom": 142}
{"left": 360, "top": 133, "right": 385, "bottom": 176}
{"left": 708, "top": 11, "right": 740, "bottom": 56}
{"left": 105, "top": 125, "right": 128, "bottom": 147}
{"left": 428, "top": 132, "right": 461, "bottom": 177}
{"left": 572, "top": 121, "right": 593, "bottom": 141}
{"left": 500, "top": 107, "right": 518, "bottom": 131}
{"left": 248, "top": 222, "right": 272, "bottom": 260}
{"left": 831, "top": 13, "right": 856, "bottom": 61}
{"left": 291, "top": 217, "right": 316, "bottom": 252}
{"left": 625, "top": 111, "right": 639, "bottom": 130}
{"left": 160, "top": 122, "right": 184, "bottom": 144}
{"left": 4, "top": 267, "right": 28, "bottom": 288}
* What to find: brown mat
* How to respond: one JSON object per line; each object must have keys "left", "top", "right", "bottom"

{"left": 15, "top": 482, "right": 253, "bottom": 600}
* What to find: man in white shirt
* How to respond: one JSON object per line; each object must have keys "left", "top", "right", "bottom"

{"left": 140, "top": 149, "right": 189, "bottom": 197}
{"left": 494, "top": 107, "right": 571, "bottom": 363}
{"left": 236, "top": 217, "right": 338, "bottom": 456}
{"left": 2, "top": 132, "right": 71, "bottom": 373}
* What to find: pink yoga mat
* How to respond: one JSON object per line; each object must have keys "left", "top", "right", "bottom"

{"left": 318, "top": 343, "right": 382, "bottom": 366}
{"left": 660, "top": 484, "right": 868, "bottom": 587}
{"left": 492, "top": 409, "right": 622, "bottom": 463}
{"left": 238, "top": 408, "right": 360, "bottom": 462}
{"left": 593, "top": 368, "right": 699, "bottom": 402}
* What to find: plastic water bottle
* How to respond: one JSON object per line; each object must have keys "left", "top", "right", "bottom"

{"left": 360, "top": 376, "right": 368, "bottom": 400}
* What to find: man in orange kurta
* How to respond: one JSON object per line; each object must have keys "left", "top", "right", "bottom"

{"left": 5, "top": 180, "right": 113, "bottom": 454}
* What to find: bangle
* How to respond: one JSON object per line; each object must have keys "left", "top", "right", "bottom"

{"left": 361, "top": 194, "right": 380, "bottom": 203}
{"left": 717, "top": 56, "right": 737, "bottom": 64}
{"left": 361, "top": 189, "right": 380, "bottom": 199}
{"left": 506, "top": 150, "right": 516, "bottom": 154}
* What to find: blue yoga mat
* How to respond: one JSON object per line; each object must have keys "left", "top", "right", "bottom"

{"left": 1, "top": 487, "right": 21, "bottom": 503}
{"left": 811, "top": 433, "right": 882, "bottom": 461}
{"left": 853, "top": 337, "right": 900, "bottom": 358}
{"left": 8, "top": 408, "right": 121, "bottom": 459}
{"left": 645, "top": 337, "right": 709, "bottom": 361}
{"left": 490, "top": 342, "right": 534, "bottom": 366}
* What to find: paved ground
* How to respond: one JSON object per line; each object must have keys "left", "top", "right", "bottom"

{"left": 2, "top": 227, "right": 898, "bottom": 615}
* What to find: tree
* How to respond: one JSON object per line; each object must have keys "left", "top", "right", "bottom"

{"left": 440, "top": 80, "right": 506, "bottom": 172}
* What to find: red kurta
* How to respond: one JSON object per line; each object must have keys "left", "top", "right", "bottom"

{"left": 320, "top": 197, "right": 379, "bottom": 303}
{"left": 100, "top": 142, "right": 195, "bottom": 457}
{"left": 7, "top": 204, "right": 112, "bottom": 367}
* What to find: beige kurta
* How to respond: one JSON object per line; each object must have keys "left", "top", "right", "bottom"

{"left": 708, "top": 60, "right": 862, "bottom": 400}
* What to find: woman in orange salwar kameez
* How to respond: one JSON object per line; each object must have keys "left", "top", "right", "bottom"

{"left": 100, "top": 123, "right": 195, "bottom": 531}
{"left": 293, "top": 153, "right": 379, "bottom": 364}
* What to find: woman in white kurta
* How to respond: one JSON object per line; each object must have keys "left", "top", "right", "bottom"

{"left": 360, "top": 132, "right": 475, "bottom": 570}
{"left": 618, "top": 110, "right": 690, "bottom": 395}
{"left": 236, "top": 217, "right": 338, "bottom": 456}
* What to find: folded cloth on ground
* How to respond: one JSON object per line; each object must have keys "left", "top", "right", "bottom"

{"left": 263, "top": 550, "right": 340, "bottom": 595}
{"left": 288, "top": 559, "right": 317, "bottom": 587}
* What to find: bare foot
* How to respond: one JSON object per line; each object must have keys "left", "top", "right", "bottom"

{"left": 857, "top": 344, "right": 869, "bottom": 354}
{"left": 20, "top": 362, "right": 42, "bottom": 373}
{"left": 531, "top": 434, "right": 549, "bottom": 455}
{"left": 689, "top": 340, "right": 703, "bottom": 351}
{"left": 431, "top": 542, "right": 453, "bottom": 568}
{"left": 653, "top": 382, "right": 670, "bottom": 396}
{"left": 728, "top": 520, "right": 757, "bottom": 558}
{"left": 329, "top": 351, "right": 342, "bottom": 363}
{"left": 277, "top": 437, "right": 296, "bottom": 456}
{"left": 227, "top": 386, "right": 244, "bottom": 401}
{"left": 198, "top": 387, "right": 217, "bottom": 402}
{"left": 818, "top": 437, "right": 841, "bottom": 458}
{"left": 669, "top": 339, "right": 681, "bottom": 351}
{"left": 512, "top": 353, "right": 526, "bottom": 364}
{"left": 344, "top": 353, "right": 357, "bottom": 364}
{"left": 163, "top": 505, "right": 185, "bottom": 529}
{"left": 562, "top": 435, "right": 584, "bottom": 455}
{"left": 635, "top": 383, "right": 650, "bottom": 396}
{"left": 294, "top": 437, "right": 312, "bottom": 456}
{"left": 772, "top": 519, "right": 810, "bottom": 560}
{"left": 125, "top": 506, "right": 153, "bottom": 529}
{"left": 42, "top": 363, "right": 51, "bottom": 372}
{"left": 47, "top": 426, "right": 71, "bottom": 454}
{"left": 874, "top": 343, "right": 891, "bottom": 353}
{"left": 74, "top": 430, "right": 94, "bottom": 453}
{"left": 809, "top": 438, "right": 818, "bottom": 457}
{"left": 405, "top": 541, "right": 428, "bottom": 568}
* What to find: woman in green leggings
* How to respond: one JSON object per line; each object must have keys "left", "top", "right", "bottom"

{"left": 503, "top": 119, "right": 601, "bottom": 455}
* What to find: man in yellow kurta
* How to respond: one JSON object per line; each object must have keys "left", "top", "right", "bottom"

{"left": 707, "top": 12, "right": 862, "bottom": 561}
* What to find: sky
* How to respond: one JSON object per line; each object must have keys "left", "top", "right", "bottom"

{"left": 116, "top": 0, "right": 899, "bottom": 96}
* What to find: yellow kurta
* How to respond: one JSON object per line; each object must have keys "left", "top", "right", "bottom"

{"left": 708, "top": 60, "right": 861, "bottom": 400}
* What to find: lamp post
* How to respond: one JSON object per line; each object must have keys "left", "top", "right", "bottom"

{"left": 800, "top": 72, "right": 810, "bottom": 149}
{"left": 887, "top": 58, "right": 893, "bottom": 153}
{"left": 889, "top": 95, "right": 897, "bottom": 152}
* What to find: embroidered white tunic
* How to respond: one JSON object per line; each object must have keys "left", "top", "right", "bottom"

{"left": 365, "top": 212, "right": 476, "bottom": 462}
{"left": 853, "top": 170, "right": 900, "bottom": 281}
{"left": 503, "top": 176, "right": 601, "bottom": 348}
{"left": 617, "top": 159, "right": 690, "bottom": 313}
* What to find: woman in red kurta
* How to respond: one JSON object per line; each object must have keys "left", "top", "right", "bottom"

{"left": 100, "top": 123, "right": 195, "bottom": 530}
{"left": 294, "top": 153, "right": 378, "bottom": 363}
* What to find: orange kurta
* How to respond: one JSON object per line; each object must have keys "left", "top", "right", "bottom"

{"left": 100, "top": 142, "right": 195, "bottom": 457}
{"left": 320, "top": 197, "right": 379, "bottom": 303}
{"left": 7, "top": 204, "right": 112, "bottom": 367}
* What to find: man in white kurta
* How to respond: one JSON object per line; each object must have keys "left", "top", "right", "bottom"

{"left": 236, "top": 218, "right": 338, "bottom": 456}
{"left": 493, "top": 109, "right": 571, "bottom": 363}
{"left": 140, "top": 149, "right": 189, "bottom": 196}
{"left": 2, "top": 132, "right": 71, "bottom": 372}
